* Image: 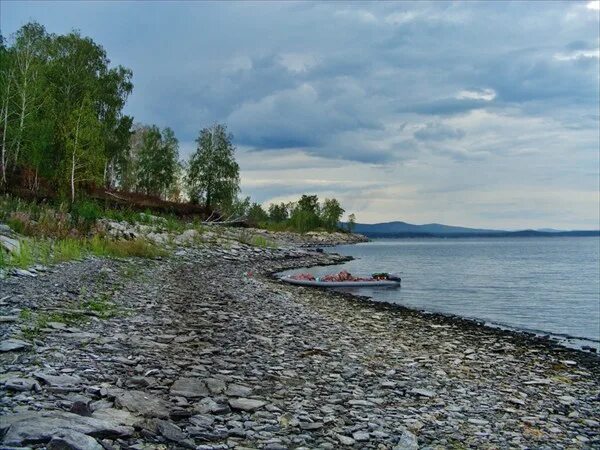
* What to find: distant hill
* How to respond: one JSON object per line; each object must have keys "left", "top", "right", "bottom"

{"left": 347, "top": 221, "right": 600, "bottom": 238}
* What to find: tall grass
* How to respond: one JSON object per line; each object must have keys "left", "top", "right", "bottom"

{"left": 53, "top": 238, "right": 85, "bottom": 262}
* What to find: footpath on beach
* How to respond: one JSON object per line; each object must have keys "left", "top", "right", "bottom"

{"left": 1, "top": 231, "right": 599, "bottom": 449}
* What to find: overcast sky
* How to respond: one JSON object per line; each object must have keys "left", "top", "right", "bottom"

{"left": 2, "top": 1, "right": 599, "bottom": 229}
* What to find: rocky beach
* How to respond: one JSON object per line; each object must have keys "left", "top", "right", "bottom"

{"left": 1, "top": 230, "right": 599, "bottom": 449}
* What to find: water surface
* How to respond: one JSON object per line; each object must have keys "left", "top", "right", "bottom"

{"left": 285, "top": 237, "right": 600, "bottom": 351}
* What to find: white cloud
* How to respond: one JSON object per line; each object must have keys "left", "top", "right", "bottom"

{"left": 587, "top": 1, "right": 600, "bottom": 11}
{"left": 334, "top": 9, "right": 377, "bottom": 23}
{"left": 384, "top": 11, "right": 419, "bottom": 25}
{"left": 553, "top": 48, "right": 600, "bottom": 61}
{"left": 278, "top": 53, "right": 318, "bottom": 73}
{"left": 456, "top": 88, "right": 497, "bottom": 101}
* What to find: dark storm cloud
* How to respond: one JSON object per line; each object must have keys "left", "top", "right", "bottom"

{"left": 2, "top": 0, "right": 598, "bottom": 227}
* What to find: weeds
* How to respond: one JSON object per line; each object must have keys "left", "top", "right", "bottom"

{"left": 250, "top": 235, "right": 278, "bottom": 249}
{"left": 81, "top": 292, "right": 117, "bottom": 319}
{"left": 53, "top": 238, "right": 85, "bottom": 262}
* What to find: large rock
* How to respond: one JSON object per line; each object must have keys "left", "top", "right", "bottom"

{"left": 0, "top": 411, "right": 133, "bottom": 446}
{"left": 0, "top": 339, "right": 32, "bottom": 352}
{"left": 47, "top": 429, "right": 103, "bottom": 450}
{"left": 170, "top": 377, "right": 209, "bottom": 399}
{"left": 394, "top": 430, "right": 419, "bottom": 450}
{"left": 114, "top": 390, "right": 170, "bottom": 418}
{"left": 0, "top": 234, "right": 19, "bottom": 254}
{"left": 34, "top": 372, "right": 82, "bottom": 388}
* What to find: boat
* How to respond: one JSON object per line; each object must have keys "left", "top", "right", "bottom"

{"left": 280, "top": 270, "right": 401, "bottom": 288}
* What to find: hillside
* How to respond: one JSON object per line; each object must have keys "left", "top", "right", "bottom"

{"left": 349, "top": 221, "right": 599, "bottom": 238}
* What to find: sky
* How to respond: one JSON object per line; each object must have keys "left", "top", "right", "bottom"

{"left": 2, "top": 0, "right": 599, "bottom": 229}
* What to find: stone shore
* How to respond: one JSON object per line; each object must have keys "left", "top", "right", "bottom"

{"left": 1, "top": 239, "right": 599, "bottom": 449}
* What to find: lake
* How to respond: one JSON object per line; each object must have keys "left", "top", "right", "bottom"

{"left": 285, "top": 237, "right": 600, "bottom": 352}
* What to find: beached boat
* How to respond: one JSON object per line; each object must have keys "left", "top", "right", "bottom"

{"left": 281, "top": 270, "right": 401, "bottom": 288}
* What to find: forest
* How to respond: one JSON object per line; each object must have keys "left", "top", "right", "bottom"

{"left": 0, "top": 22, "right": 351, "bottom": 232}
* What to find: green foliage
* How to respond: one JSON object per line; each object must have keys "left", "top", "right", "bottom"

{"left": 81, "top": 292, "right": 116, "bottom": 318}
{"left": 347, "top": 213, "right": 356, "bottom": 232}
{"left": 103, "top": 239, "right": 167, "bottom": 259}
{"left": 71, "top": 200, "right": 102, "bottom": 225}
{"left": 268, "top": 203, "right": 288, "bottom": 222}
{"left": 134, "top": 125, "right": 180, "bottom": 198}
{"left": 187, "top": 123, "right": 239, "bottom": 209}
{"left": 1, "top": 22, "right": 133, "bottom": 197}
{"left": 9, "top": 240, "right": 35, "bottom": 268}
{"left": 249, "top": 235, "right": 277, "bottom": 249}
{"left": 53, "top": 238, "right": 84, "bottom": 262}
{"left": 320, "top": 198, "right": 345, "bottom": 231}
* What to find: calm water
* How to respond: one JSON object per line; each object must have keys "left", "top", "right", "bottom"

{"left": 286, "top": 237, "right": 600, "bottom": 351}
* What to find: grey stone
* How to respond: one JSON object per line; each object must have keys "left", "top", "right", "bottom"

{"left": 225, "top": 383, "right": 253, "bottom": 397}
{"left": 4, "top": 378, "right": 41, "bottom": 392}
{"left": 170, "top": 377, "right": 209, "bottom": 398}
{"left": 410, "top": 388, "right": 436, "bottom": 398}
{"left": 0, "top": 411, "right": 133, "bottom": 446}
{"left": 91, "top": 408, "right": 139, "bottom": 427}
{"left": 394, "top": 430, "right": 419, "bottom": 450}
{"left": 204, "top": 377, "right": 226, "bottom": 394}
{"left": 34, "top": 372, "right": 82, "bottom": 387}
{"left": 228, "top": 398, "right": 267, "bottom": 411}
{"left": 0, "top": 235, "right": 19, "bottom": 253}
{"left": 0, "top": 339, "right": 32, "bottom": 352}
{"left": 47, "top": 430, "right": 103, "bottom": 450}
{"left": 114, "top": 390, "right": 170, "bottom": 418}
{"left": 337, "top": 434, "right": 356, "bottom": 445}
{"left": 352, "top": 431, "right": 370, "bottom": 441}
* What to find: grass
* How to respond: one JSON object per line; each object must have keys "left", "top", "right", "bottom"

{"left": 18, "top": 308, "right": 88, "bottom": 340}
{"left": 53, "top": 238, "right": 85, "bottom": 262}
{"left": 1, "top": 235, "right": 167, "bottom": 271}
{"left": 81, "top": 292, "right": 117, "bottom": 319}
{"left": 250, "top": 235, "right": 278, "bottom": 249}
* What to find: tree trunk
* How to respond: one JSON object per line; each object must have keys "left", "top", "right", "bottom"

{"left": 0, "top": 71, "right": 12, "bottom": 184}
{"left": 71, "top": 107, "right": 82, "bottom": 203}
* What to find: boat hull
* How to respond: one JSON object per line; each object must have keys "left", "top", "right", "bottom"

{"left": 281, "top": 277, "right": 400, "bottom": 288}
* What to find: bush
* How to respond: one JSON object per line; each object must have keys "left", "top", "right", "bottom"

{"left": 71, "top": 200, "right": 102, "bottom": 226}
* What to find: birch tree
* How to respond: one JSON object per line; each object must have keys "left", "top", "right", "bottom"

{"left": 65, "top": 96, "right": 102, "bottom": 202}
{"left": 187, "top": 123, "right": 240, "bottom": 209}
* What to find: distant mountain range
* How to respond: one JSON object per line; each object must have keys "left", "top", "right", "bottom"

{"left": 348, "top": 221, "right": 600, "bottom": 238}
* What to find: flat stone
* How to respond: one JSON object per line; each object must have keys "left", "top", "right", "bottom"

{"left": 0, "top": 411, "right": 133, "bottom": 446}
{"left": 4, "top": 377, "right": 41, "bottom": 392}
{"left": 156, "top": 419, "right": 187, "bottom": 443}
{"left": 0, "top": 315, "right": 19, "bottom": 323}
{"left": 170, "top": 377, "right": 209, "bottom": 398}
{"left": 337, "top": 434, "right": 356, "bottom": 445}
{"left": 468, "top": 418, "right": 489, "bottom": 426}
{"left": 394, "top": 430, "right": 419, "bottom": 450}
{"left": 352, "top": 431, "right": 370, "bottom": 441}
{"left": 34, "top": 372, "right": 82, "bottom": 387}
{"left": 299, "top": 422, "right": 323, "bottom": 430}
{"left": 114, "top": 390, "right": 170, "bottom": 418}
{"left": 204, "top": 377, "right": 226, "bottom": 394}
{"left": 410, "top": 388, "right": 436, "bottom": 398}
{"left": 47, "top": 429, "right": 103, "bottom": 450}
{"left": 91, "top": 408, "right": 139, "bottom": 427}
{"left": 228, "top": 398, "right": 267, "bottom": 412}
{"left": 225, "top": 383, "right": 253, "bottom": 397}
{"left": 0, "top": 339, "right": 32, "bottom": 352}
